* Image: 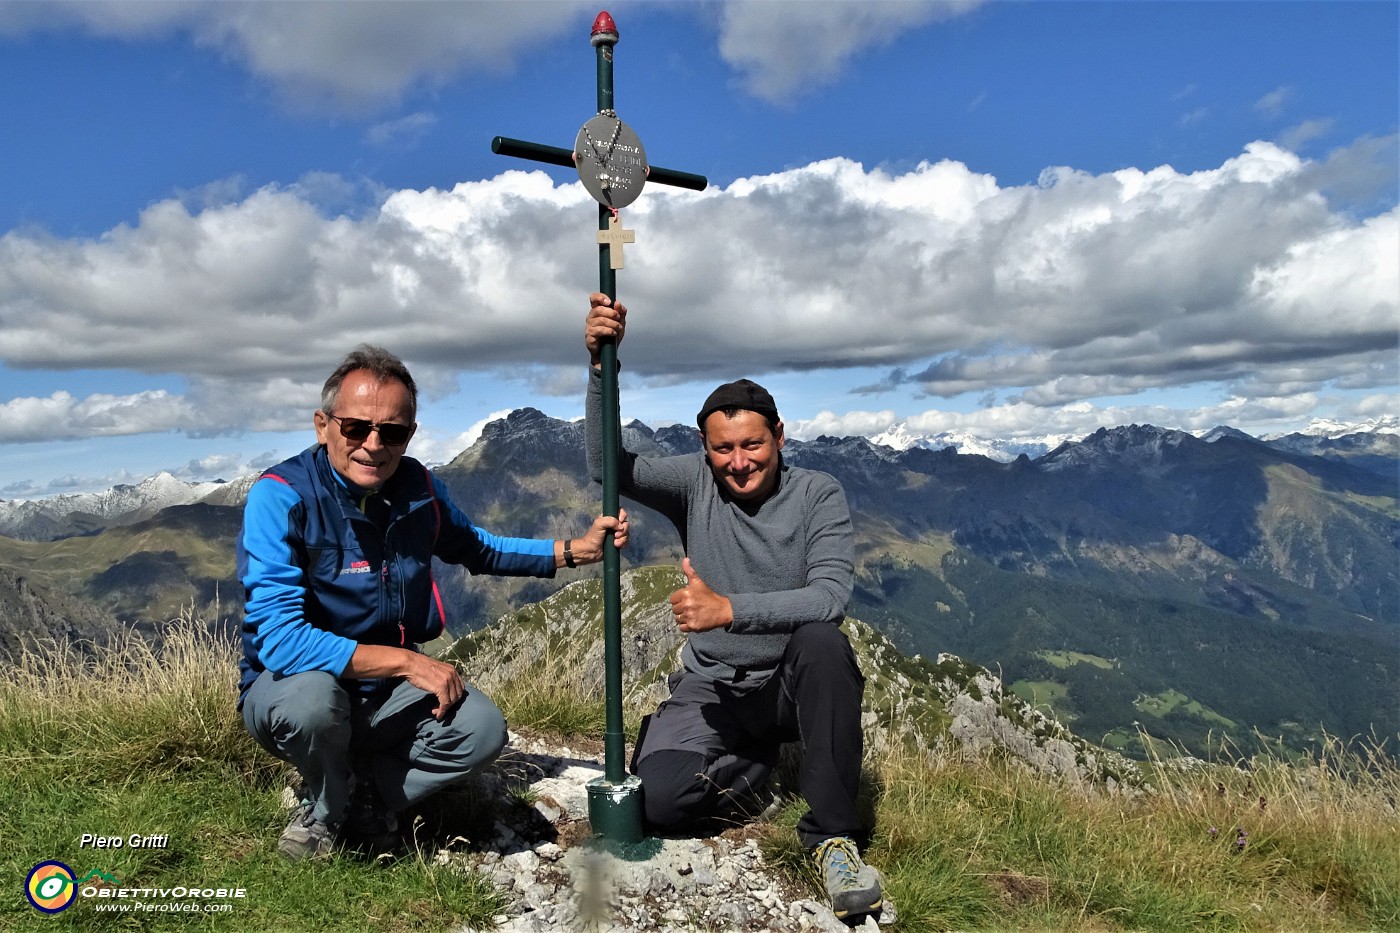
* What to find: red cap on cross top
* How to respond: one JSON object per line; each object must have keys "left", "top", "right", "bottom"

{"left": 591, "top": 11, "right": 618, "bottom": 38}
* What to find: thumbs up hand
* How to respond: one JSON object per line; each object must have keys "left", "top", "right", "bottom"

{"left": 669, "top": 557, "right": 734, "bottom": 633}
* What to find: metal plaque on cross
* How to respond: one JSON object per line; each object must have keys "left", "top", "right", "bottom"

{"left": 575, "top": 113, "right": 648, "bottom": 209}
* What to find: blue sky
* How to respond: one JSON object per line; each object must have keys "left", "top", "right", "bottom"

{"left": 0, "top": 1, "right": 1395, "bottom": 498}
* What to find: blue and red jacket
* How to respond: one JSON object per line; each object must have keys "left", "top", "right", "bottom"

{"left": 236, "top": 445, "right": 556, "bottom": 706}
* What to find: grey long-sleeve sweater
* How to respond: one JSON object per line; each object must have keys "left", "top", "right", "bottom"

{"left": 586, "top": 367, "right": 854, "bottom": 682}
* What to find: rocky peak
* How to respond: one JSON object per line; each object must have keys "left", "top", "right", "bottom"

{"left": 1201, "top": 425, "right": 1261, "bottom": 445}
{"left": 652, "top": 423, "right": 702, "bottom": 456}
{"left": 786, "top": 435, "right": 901, "bottom": 489}
{"left": 481, "top": 407, "right": 568, "bottom": 441}
{"left": 1037, "top": 423, "right": 1197, "bottom": 473}
{"left": 452, "top": 409, "right": 584, "bottom": 474}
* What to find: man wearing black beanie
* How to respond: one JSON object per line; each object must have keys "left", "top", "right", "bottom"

{"left": 584, "top": 294, "right": 882, "bottom": 922}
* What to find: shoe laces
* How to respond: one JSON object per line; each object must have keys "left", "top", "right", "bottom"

{"left": 817, "top": 837, "right": 863, "bottom": 888}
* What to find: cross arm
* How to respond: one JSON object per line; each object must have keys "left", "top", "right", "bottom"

{"left": 491, "top": 136, "right": 708, "bottom": 191}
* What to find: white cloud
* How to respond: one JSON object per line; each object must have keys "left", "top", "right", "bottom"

{"left": 365, "top": 112, "right": 439, "bottom": 149}
{"left": 1277, "top": 118, "right": 1336, "bottom": 153}
{"left": 0, "top": 136, "right": 1394, "bottom": 445}
{"left": 717, "top": 0, "right": 983, "bottom": 103}
{"left": 787, "top": 390, "right": 1373, "bottom": 447}
{"left": 0, "top": 0, "right": 594, "bottom": 110}
{"left": 1302, "top": 134, "right": 1399, "bottom": 209}
{"left": 177, "top": 452, "right": 246, "bottom": 482}
{"left": 0, "top": 1, "right": 981, "bottom": 111}
{"left": 1177, "top": 107, "right": 1210, "bottom": 128}
{"left": 0, "top": 390, "right": 196, "bottom": 442}
{"left": 789, "top": 408, "right": 902, "bottom": 440}
{"left": 1254, "top": 85, "right": 1292, "bottom": 117}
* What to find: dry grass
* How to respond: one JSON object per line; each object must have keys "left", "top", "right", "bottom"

{"left": 3, "top": 613, "right": 1396, "bottom": 931}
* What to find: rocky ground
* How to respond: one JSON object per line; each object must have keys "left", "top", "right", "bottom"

{"left": 433, "top": 731, "right": 896, "bottom": 932}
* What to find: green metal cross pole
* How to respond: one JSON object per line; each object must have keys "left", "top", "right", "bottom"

{"left": 491, "top": 10, "right": 706, "bottom": 844}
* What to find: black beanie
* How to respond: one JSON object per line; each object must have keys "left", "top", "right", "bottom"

{"left": 696, "top": 378, "right": 779, "bottom": 430}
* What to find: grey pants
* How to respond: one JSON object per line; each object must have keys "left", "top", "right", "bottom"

{"left": 241, "top": 670, "right": 507, "bottom": 826}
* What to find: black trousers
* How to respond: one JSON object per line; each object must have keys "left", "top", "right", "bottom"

{"left": 631, "top": 622, "right": 866, "bottom": 849}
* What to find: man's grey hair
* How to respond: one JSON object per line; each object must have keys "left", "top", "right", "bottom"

{"left": 320, "top": 345, "right": 418, "bottom": 420}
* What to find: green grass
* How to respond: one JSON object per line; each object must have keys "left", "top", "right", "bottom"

{"left": 1135, "top": 689, "right": 1236, "bottom": 727}
{"left": 1009, "top": 679, "right": 1071, "bottom": 718}
{"left": 4, "top": 613, "right": 1398, "bottom": 932}
{"left": 1036, "top": 649, "right": 1115, "bottom": 670}
{"left": 0, "top": 619, "right": 503, "bottom": 932}
{"left": 758, "top": 736, "right": 1400, "bottom": 931}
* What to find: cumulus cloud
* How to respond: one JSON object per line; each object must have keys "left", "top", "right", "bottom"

{"left": 1303, "top": 134, "right": 1399, "bottom": 209}
{"left": 717, "top": 0, "right": 983, "bottom": 103}
{"left": 0, "top": 1, "right": 978, "bottom": 111}
{"left": 178, "top": 452, "right": 245, "bottom": 482}
{"left": 0, "top": 0, "right": 593, "bottom": 110}
{"left": 0, "top": 136, "right": 1394, "bottom": 443}
{"left": 786, "top": 391, "right": 1359, "bottom": 448}
{"left": 0, "top": 390, "right": 196, "bottom": 442}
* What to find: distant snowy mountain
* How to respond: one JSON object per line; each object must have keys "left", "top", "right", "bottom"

{"left": 862, "top": 416, "right": 1399, "bottom": 464}
{"left": 0, "top": 472, "right": 239, "bottom": 541}
{"left": 1264, "top": 415, "right": 1400, "bottom": 440}
{"left": 866, "top": 423, "right": 1061, "bottom": 462}
{"left": 1249, "top": 418, "right": 1398, "bottom": 472}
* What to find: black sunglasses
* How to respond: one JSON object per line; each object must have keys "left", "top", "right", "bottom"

{"left": 326, "top": 414, "right": 414, "bottom": 447}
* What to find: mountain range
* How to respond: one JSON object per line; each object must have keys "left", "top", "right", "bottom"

{"left": 0, "top": 412, "right": 1394, "bottom": 759}
{"left": 3, "top": 416, "right": 1395, "bottom": 531}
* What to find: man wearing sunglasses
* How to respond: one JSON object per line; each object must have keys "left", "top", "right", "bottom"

{"left": 237, "top": 344, "right": 629, "bottom": 860}
{"left": 583, "top": 296, "right": 883, "bottom": 922}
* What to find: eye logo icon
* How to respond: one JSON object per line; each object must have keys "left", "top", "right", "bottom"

{"left": 26, "top": 861, "right": 77, "bottom": 913}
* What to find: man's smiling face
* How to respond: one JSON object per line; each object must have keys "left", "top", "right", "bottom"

{"left": 702, "top": 409, "right": 784, "bottom": 502}
{"left": 314, "top": 369, "right": 416, "bottom": 490}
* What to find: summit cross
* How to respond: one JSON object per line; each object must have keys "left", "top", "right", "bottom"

{"left": 491, "top": 10, "right": 707, "bottom": 845}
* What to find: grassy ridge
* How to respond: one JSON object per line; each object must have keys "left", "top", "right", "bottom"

{"left": 3, "top": 616, "right": 1397, "bottom": 931}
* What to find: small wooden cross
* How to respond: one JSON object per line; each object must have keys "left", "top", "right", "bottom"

{"left": 596, "top": 214, "right": 635, "bottom": 269}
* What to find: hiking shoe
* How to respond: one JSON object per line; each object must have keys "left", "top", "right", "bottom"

{"left": 277, "top": 802, "right": 338, "bottom": 861}
{"left": 813, "top": 836, "right": 883, "bottom": 920}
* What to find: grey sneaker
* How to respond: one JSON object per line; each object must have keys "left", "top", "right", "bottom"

{"left": 278, "top": 802, "right": 338, "bottom": 861}
{"left": 814, "top": 836, "right": 883, "bottom": 920}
